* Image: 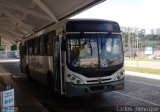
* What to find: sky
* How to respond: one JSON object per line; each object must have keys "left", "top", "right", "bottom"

{"left": 72, "top": 0, "right": 160, "bottom": 33}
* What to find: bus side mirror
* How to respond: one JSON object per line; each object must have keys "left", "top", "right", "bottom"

{"left": 61, "top": 39, "right": 66, "bottom": 51}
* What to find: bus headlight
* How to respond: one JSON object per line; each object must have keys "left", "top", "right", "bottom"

{"left": 114, "top": 70, "right": 125, "bottom": 81}
{"left": 67, "top": 74, "right": 84, "bottom": 84}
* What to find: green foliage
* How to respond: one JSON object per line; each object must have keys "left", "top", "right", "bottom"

{"left": 123, "top": 33, "right": 160, "bottom": 41}
{"left": 11, "top": 44, "right": 17, "bottom": 51}
{"left": 144, "top": 34, "right": 160, "bottom": 40}
{"left": 0, "top": 45, "right": 5, "bottom": 51}
{"left": 138, "top": 33, "right": 145, "bottom": 38}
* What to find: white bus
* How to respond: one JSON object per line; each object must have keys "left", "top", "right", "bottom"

{"left": 20, "top": 19, "right": 124, "bottom": 97}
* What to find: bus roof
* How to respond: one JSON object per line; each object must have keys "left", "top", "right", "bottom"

{"left": 66, "top": 19, "right": 121, "bottom": 33}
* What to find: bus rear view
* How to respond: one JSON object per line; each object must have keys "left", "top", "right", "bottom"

{"left": 65, "top": 19, "right": 124, "bottom": 96}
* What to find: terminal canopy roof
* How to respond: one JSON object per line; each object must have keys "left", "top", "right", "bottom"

{"left": 0, "top": 0, "right": 105, "bottom": 44}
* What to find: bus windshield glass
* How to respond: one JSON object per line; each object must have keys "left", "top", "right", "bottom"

{"left": 67, "top": 34, "right": 123, "bottom": 68}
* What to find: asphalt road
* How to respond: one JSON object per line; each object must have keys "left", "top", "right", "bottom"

{"left": 0, "top": 59, "right": 160, "bottom": 112}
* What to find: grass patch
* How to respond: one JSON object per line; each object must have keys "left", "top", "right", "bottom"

{"left": 125, "top": 66, "right": 160, "bottom": 75}
{"left": 125, "top": 58, "right": 160, "bottom": 62}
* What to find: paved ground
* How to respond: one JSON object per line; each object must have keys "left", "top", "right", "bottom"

{"left": 0, "top": 59, "right": 160, "bottom": 112}
{"left": 0, "top": 59, "right": 48, "bottom": 112}
{"left": 125, "top": 60, "right": 160, "bottom": 69}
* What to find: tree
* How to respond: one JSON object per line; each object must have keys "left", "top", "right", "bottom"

{"left": 0, "top": 45, "right": 5, "bottom": 51}
{"left": 144, "top": 34, "right": 160, "bottom": 40}
{"left": 11, "top": 44, "right": 17, "bottom": 51}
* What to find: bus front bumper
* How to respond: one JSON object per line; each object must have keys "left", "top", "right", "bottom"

{"left": 66, "top": 78, "right": 124, "bottom": 97}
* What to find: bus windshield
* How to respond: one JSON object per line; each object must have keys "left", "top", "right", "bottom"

{"left": 67, "top": 34, "right": 123, "bottom": 68}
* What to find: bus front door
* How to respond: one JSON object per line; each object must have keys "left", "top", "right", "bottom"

{"left": 53, "top": 39, "right": 61, "bottom": 92}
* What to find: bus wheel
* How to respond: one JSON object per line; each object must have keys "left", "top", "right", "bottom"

{"left": 47, "top": 74, "right": 57, "bottom": 96}
{"left": 26, "top": 66, "right": 32, "bottom": 81}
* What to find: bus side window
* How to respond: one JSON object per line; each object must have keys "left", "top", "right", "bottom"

{"left": 34, "top": 37, "right": 39, "bottom": 55}
{"left": 25, "top": 41, "right": 28, "bottom": 55}
{"left": 46, "top": 31, "right": 54, "bottom": 56}
{"left": 27, "top": 40, "right": 30, "bottom": 55}
{"left": 24, "top": 42, "right": 26, "bottom": 55}
{"left": 32, "top": 39, "right": 35, "bottom": 55}
{"left": 29, "top": 39, "right": 33, "bottom": 55}
{"left": 54, "top": 39, "right": 60, "bottom": 63}
{"left": 20, "top": 43, "right": 24, "bottom": 58}
{"left": 39, "top": 35, "right": 46, "bottom": 56}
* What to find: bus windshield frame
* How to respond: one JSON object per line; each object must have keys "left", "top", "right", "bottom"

{"left": 66, "top": 33, "right": 124, "bottom": 70}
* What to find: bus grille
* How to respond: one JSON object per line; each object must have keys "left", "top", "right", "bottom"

{"left": 82, "top": 70, "right": 117, "bottom": 78}
{"left": 87, "top": 78, "right": 111, "bottom": 83}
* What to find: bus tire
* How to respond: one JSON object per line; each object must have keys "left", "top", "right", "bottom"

{"left": 26, "top": 66, "right": 32, "bottom": 81}
{"left": 47, "top": 73, "right": 57, "bottom": 96}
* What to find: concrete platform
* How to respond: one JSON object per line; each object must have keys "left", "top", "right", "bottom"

{"left": 0, "top": 74, "right": 48, "bottom": 112}
{"left": 0, "top": 58, "right": 19, "bottom": 62}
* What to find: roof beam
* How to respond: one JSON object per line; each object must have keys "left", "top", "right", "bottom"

{"left": 8, "top": 31, "right": 22, "bottom": 39}
{"left": 1, "top": 38, "right": 14, "bottom": 44}
{"left": 0, "top": 8, "right": 34, "bottom": 33}
{"left": 0, "top": 17, "right": 22, "bottom": 20}
{"left": 0, "top": 9, "right": 34, "bottom": 29}
{"left": 1, "top": 36, "right": 16, "bottom": 44}
{"left": 0, "top": 1, "right": 54, "bottom": 21}
{"left": 7, "top": 30, "right": 22, "bottom": 39}
{"left": 33, "top": 0, "right": 58, "bottom": 22}
{"left": 0, "top": 27, "right": 23, "bottom": 38}
{"left": 0, "top": 22, "right": 28, "bottom": 35}
{"left": 0, "top": 37, "right": 14, "bottom": 45}
{"left": 0, "top": 34, "right": 17, "bottom": 41}
{"left": 13, "top": 26, "right": 29, "bottom": 35}
{"left": 0, "top": 30, "right": 21, "bottom": 40}
{"left": 21, "top": 1, "right": 36, "bottom": 21}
